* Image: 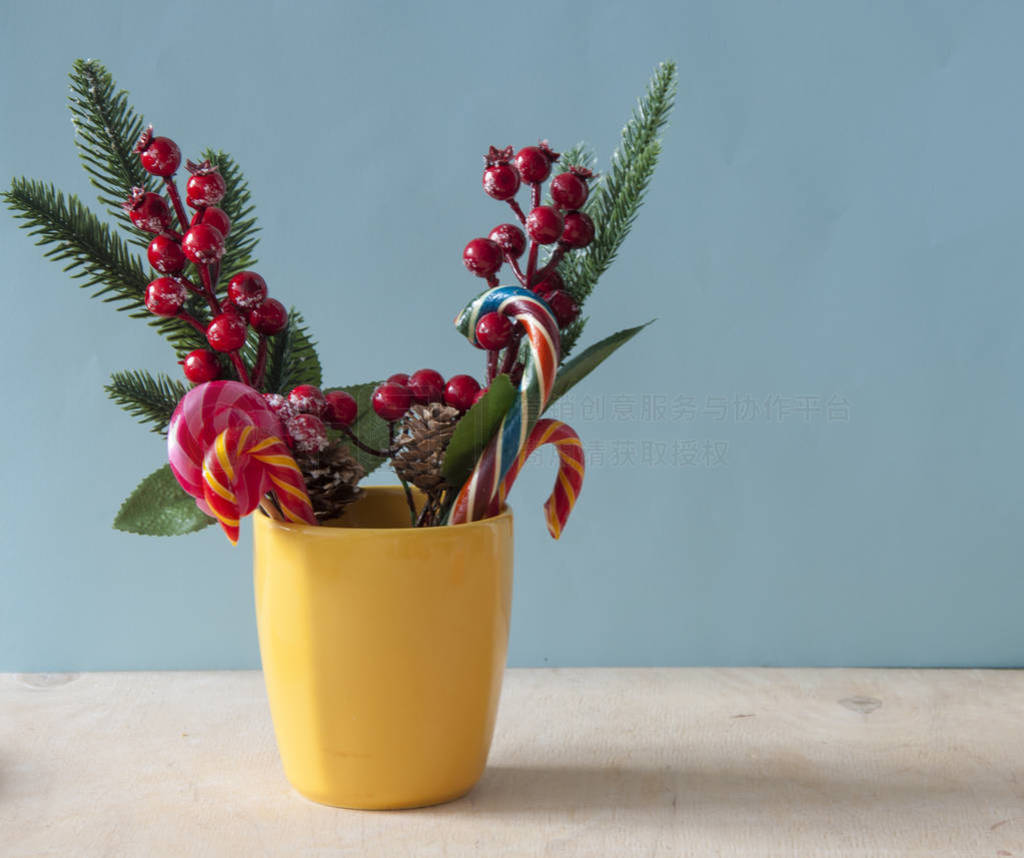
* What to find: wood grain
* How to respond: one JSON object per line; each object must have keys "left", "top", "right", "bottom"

{"left": 2, "top": 668, "right": 1022, "bottom": 856}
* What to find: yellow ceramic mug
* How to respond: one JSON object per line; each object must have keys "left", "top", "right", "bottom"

{"left": 252, "top": 486, "right": 514, "bottom": 809}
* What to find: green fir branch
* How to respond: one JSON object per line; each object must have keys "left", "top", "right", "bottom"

{"left": 262, "top": 309, "right": 323, "bottom": 394}
{"left": 68, "top": 59, "right": 156, "bottom": 238}
{"left": 3, "top": 177, "right": 205, "bottom": 354}
{"left": 201, "top": 148, "right": 260, "bottom": 282}
{"left": 558, "top": 62, "right": 677, "bottom": 356}
{"left": 105, "top": 370, "right": 189, "bottom": 434}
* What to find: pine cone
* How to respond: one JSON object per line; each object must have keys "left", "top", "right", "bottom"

{"left": 295, "top": 441, "right": 366, "bottom": 522}
{"left": 392, "top": 402, "right": 462, "bottom": 493}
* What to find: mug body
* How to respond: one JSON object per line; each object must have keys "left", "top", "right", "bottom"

{"left": 253, "top": 486, "right": 514, "bottom": 809}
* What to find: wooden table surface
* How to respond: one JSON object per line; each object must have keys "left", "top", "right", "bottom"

{"left": 2, "top": 668, "right": 1022, "bottom": 857}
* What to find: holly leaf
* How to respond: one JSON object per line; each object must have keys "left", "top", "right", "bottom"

{"left": 546, "top": 321, "right": 653, "bottom": 410}
{"left": 113, "top": 464, "right": 214, "bottom": 536}
{"left": 441, "top": 374, "right": 516, "bottom": 488}
{"left": 324, "top": 381, "right": 388, "bottom": 476}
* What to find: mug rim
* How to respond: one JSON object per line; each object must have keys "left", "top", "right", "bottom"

{"left": 254, "top": 484, "right": 513, "bottom": 537}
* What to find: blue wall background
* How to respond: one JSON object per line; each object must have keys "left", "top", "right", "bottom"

{"left": 2, "top": 0, "right": 1022, "bottom": 670}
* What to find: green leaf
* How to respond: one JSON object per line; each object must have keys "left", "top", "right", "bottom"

{"left": 557, "top": 62, "right": 677, "bottom": 356}
{"left": 323, "top": 381, "right": 389, "bottom": 476}
{"left": 441, "top": 374, "right": 516, "bottom": 488}
{"left": 3, "top": 178, "right": 207, "bottom": 355}
{"left": 113, "top": 465, "right": 214, "bottom": 536}
{"left": 201, "top": 149, "right": 260, "bottom": 282}
{"left": 261, "top": 309, "right": 322, "bottom": 393}
{"left": 546, "top": 321, "right": 653, "bottom": 409}
{"left": 105, "top": 370, "right": 188, "bottom": 434}
{"left": 67, "top": 59, "right": 156, "bottom": 239}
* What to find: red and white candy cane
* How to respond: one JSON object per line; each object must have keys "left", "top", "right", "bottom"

{"left": 496, "top": 419, "right": 585, "bottom": 539}
{"left": 447, "top": 286, "right": 584, "bottom": 536}
{"left": 447, "top": 286, "right": 561, "bottom": 526}
{"left": 202, "top": 424, "right": 317, "bottom": 544}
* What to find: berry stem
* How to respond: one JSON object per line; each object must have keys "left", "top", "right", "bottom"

{"left": 525, "top": 240, "right": 539, "bottom": 288}
{"left": 486, "top": 348, "right": 498, "bottom": 384}
{"left": 338, "top": 425, "right": 391, "bottom": 459}
{"left": 252, "top": 335, "right": 269, "bottom": 389}
{"left": 399, "top": 477, "right": 418, "bottom": 527}
{"left": 176, "top": 311, "right": 207, "bottom": 334}
{"left": 228, "top": 352, "right": 252, "bottom": 386}
{"left": 197, "top": 266, "right": 222, "bottom": 315}
{"left": 507, "top": 199, "right": 526, "bottom": 225}
{"left": 531, "top": 182, "right": 540, "bottom": 209}
{"left": 486, "top": 274, "right": 499, "bottom": 289}
{"left": 505, "top": 253, "right": 527, "bottom": 287}
{"left": 180, "top": 276, "right": 207, "bottom": 297}
{"left": 534, "top": 244, "right": 567, "bottom": 285}
{"left": 164, "top": 178, "right": 189, "bottom": 232}
{"left": 499, "top": 331, "right": 522, "bottom": 376}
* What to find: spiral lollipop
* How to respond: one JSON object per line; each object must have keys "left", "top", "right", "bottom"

{"left": 203, "top": 424, "right": 317, "bottom": 543}
{"left": 447, "top": 285, "right": 563, "bottom": 526}
{"left": 495, "top": 419, "right": 584, "bottom": 539}
{"left": 167, "top": 380, "right": 315, "bottom": 541}
{"left": 167, "top": 380, "right": 283, "bottom": 499}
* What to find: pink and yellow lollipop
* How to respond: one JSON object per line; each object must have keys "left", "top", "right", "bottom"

{"left": 167, "top": 380, "right": 316, "bottom": 542}
{"left": 202, "top": 424, "right": 317, "bottom": 543}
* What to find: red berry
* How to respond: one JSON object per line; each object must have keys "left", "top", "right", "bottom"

{"left": 514, "top": 146, "right": 554, "bottom": 183}
{"left": 147, "top": 234, "right": 186, "bottom": 274}
{"left": 539, "top": 289, "right": 580, "bottom": 327}
{"left": 324, "top": 390, "right": 358, "bottom": 427}
{"left": 550, "top": 172, "right": 589, "bottom": 210}
{"left": 444, "top": 374, "right": 481, "bottom": 411}
{"left": 462, "top": 238, "right": 503, "bottom": 278}
{"left": 482, "top": 164, "right": 520, "bottom": 201}
{"left": 250, "top": 298, "right": 288, "bottom": 334}
{"left": 181, "top": 349, "right": 220, "bottom": 383}
{"left": 185, "top": 160, "right": 227, "bottom": 207}
{"left": 123, "top": 189, "right": 172, "bottom": 234}
{"left": 372, "top": 382, "right": 413, "bottom": 421}
{"left": 263, "top": 392, "right": 294, "bottom": 420}
{"left": 408, "top": 368, "right": 445, "bottom": 404}
{"left": 191, "top": 206, "right": 231, "bottom": 238}
{"left": 138, "top": 137, "right": 181, "bottom": 177}
{"left": 227, "top": 271, "right": 268, "bottom": 311}
{"left": 472, "top": 387, "right": 488, "bottom": 405}
{"left": 475, "top": 312, "right": 513, "bottom": 350}
{"left": 288, "top": 385, "right": 327, "bottom": 417}
{"left": 489, "top": 223, "right": 527, "bottom": 258}
{"left": 388, "top": 373, "right": 411, "bottom": 386}
{"left": 561, "top": 211, "right": 595, "bottom": 248}
{"left": 286, "top": 413, "right": 329, "bottom": 453}
{"left": 144, "top": 277, "right": 187, "bottom": 316}
{"left": 532, "top": 270, "right": 564, "bottom": 294}
{"left": 182, "top": 224, "right": 225, "bottom": 265}
{"left": 206, "top": 312, "right": 248, "bottom": 352}
{"left": 526, "top": 206, "right": 564, "bottom": 245}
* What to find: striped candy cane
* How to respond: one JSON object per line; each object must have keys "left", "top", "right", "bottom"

{"left": 202, "top": 424, "right": 317, "bottom": 544}
{"left": 447, "top": 285, "right": 563, "bottom": 526}
{"left": 496, "top": 419, "right": 585, "bottom": 539}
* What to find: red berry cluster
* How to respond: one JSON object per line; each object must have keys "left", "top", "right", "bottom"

{"left": 131, "top": 126, "right": 289, "bottom": 389}
{"left": 371, "top": 369, "right": 484, "bottom": 423}
{"left": 463, "top": 142, "right": 589, "bottom": 332}
{"left": 262, "top": 384, "right": 359, "bottom": 454}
